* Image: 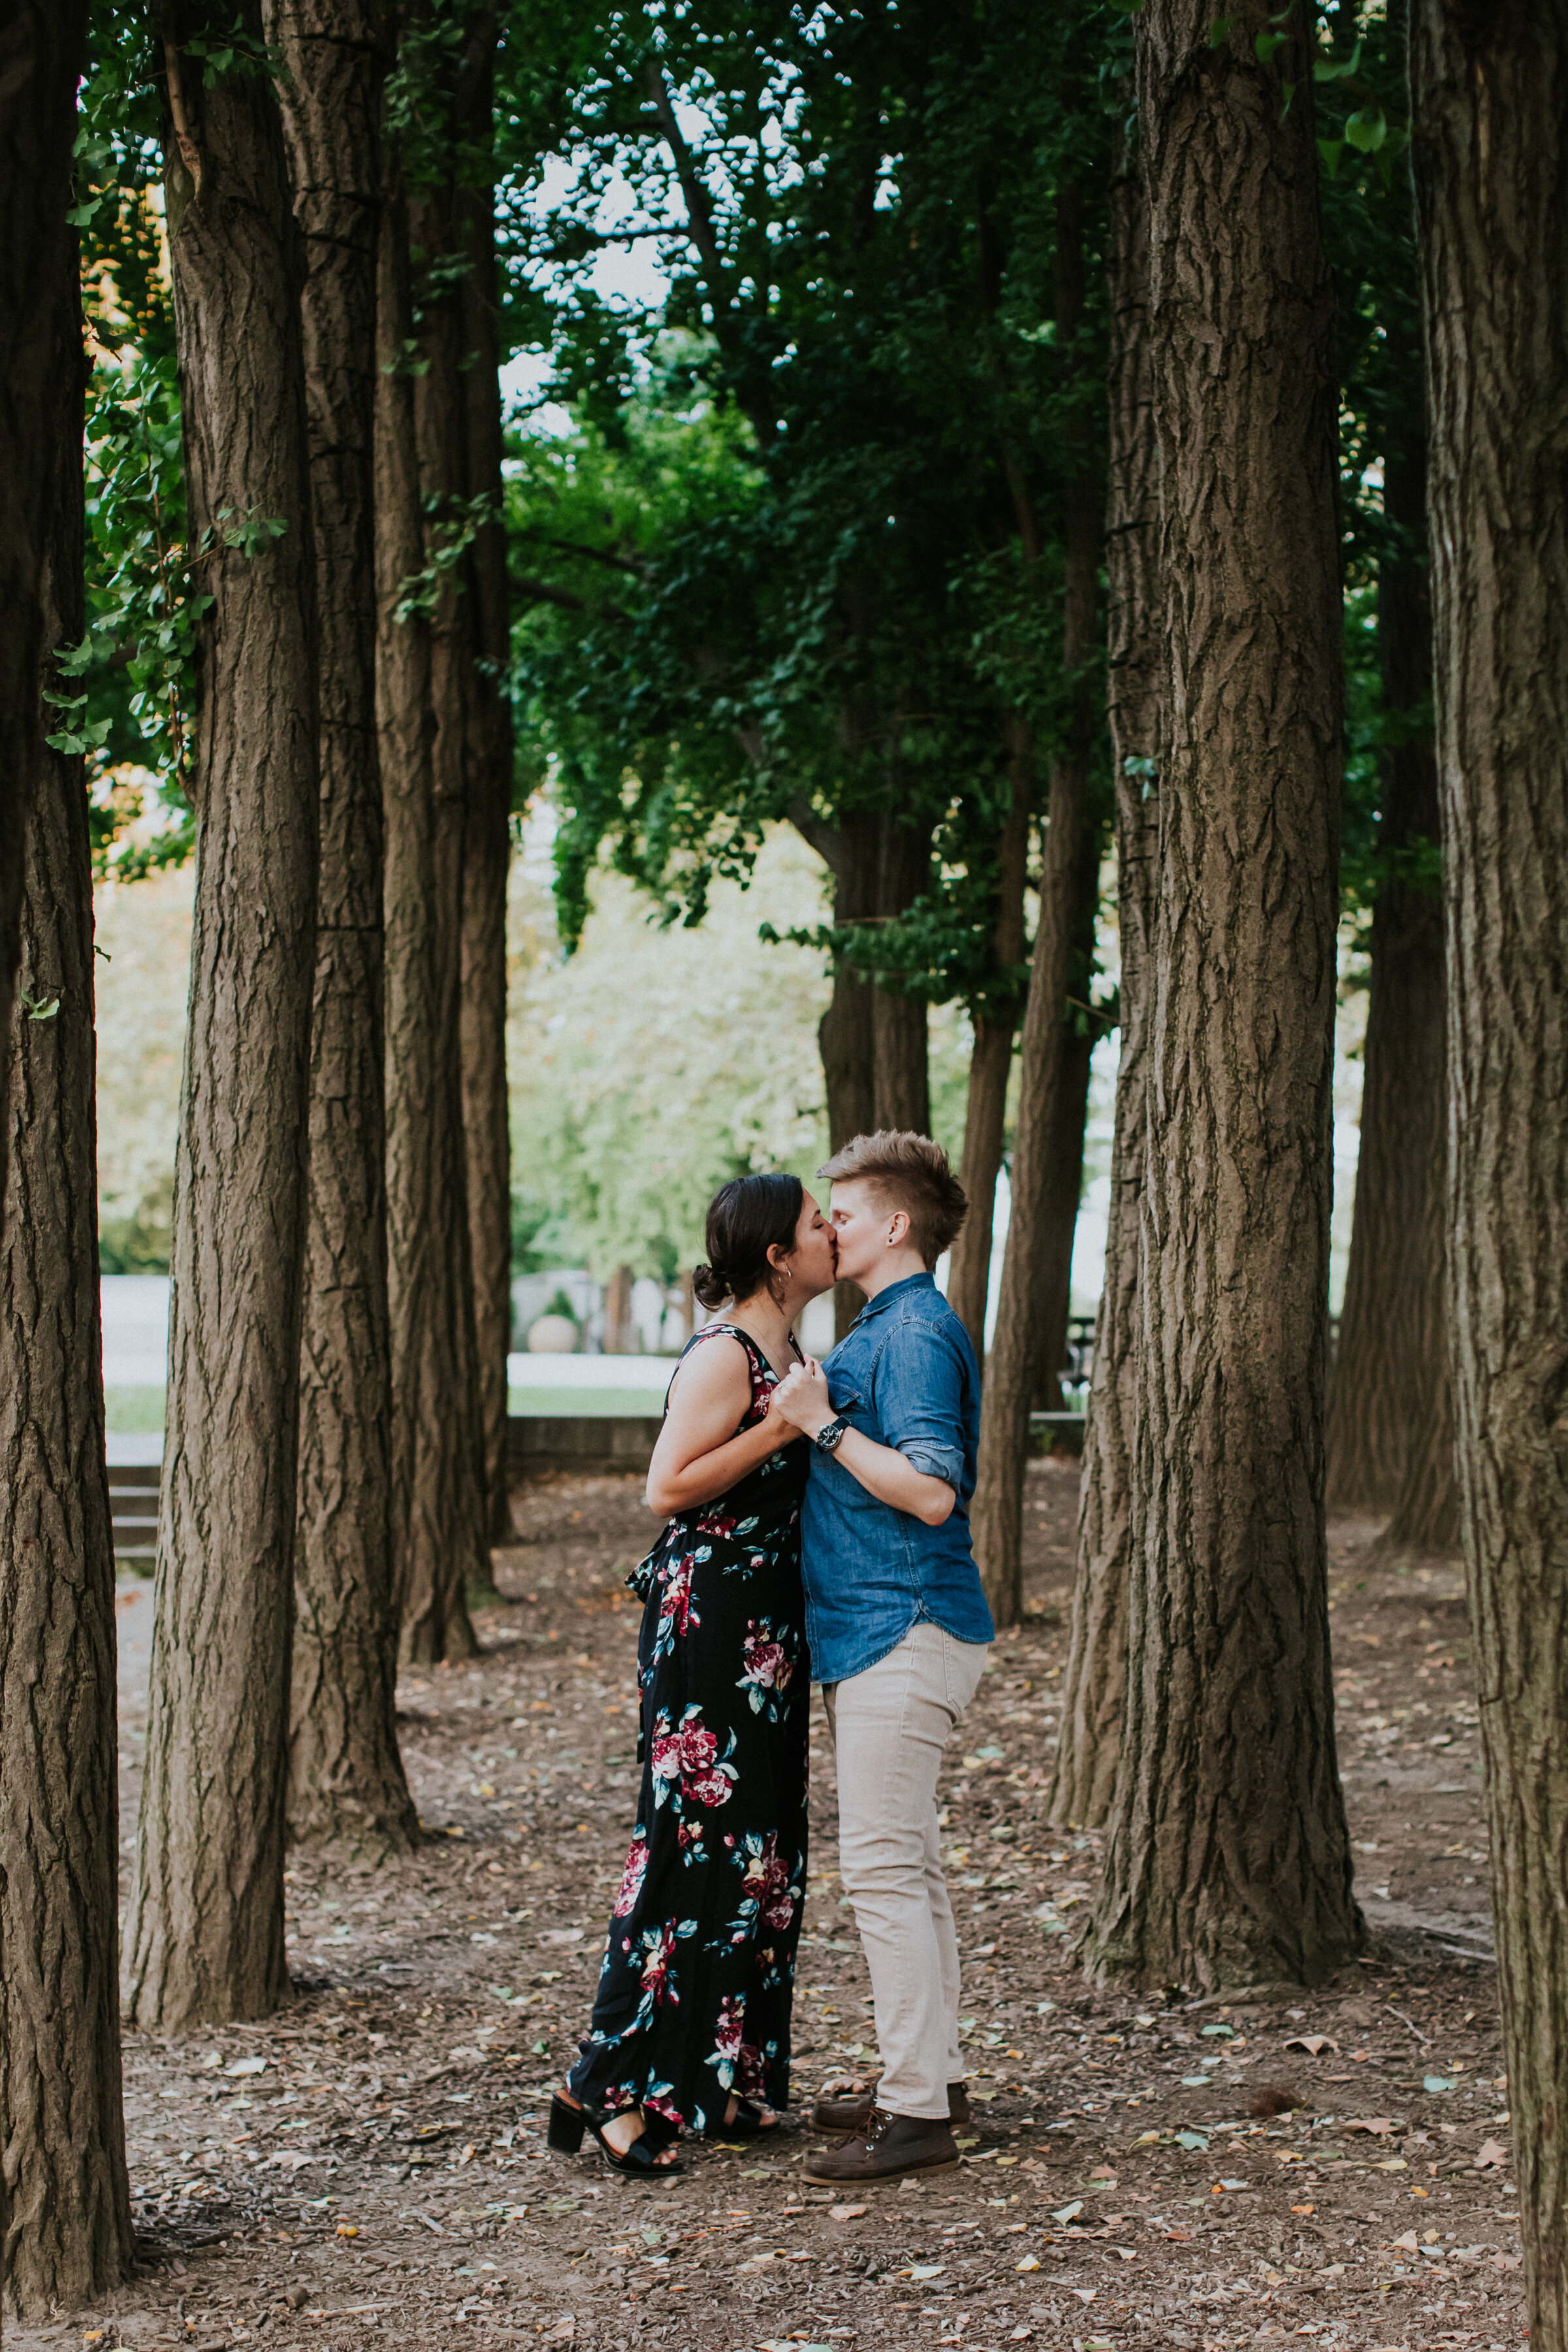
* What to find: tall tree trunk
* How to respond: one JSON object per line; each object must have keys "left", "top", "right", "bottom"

{"left": 0, "top": 138, "right": 133, "bottom": 2317}
{"left": 0, "top": 1, "right": 86, "bottom": 1208}
{"left": 270, "top": 0, "right": 417, "bottom": 1857}
{"left": 1051, "top": 116, "right": 1162, "bottom": 1829}
{"left": 457, "top": 142, "right": 515, "bottom": 1545}
{"left": 817, "top": 808, "right": 877, "bottom": 1338}
{"left": 1031, "top": 816, "right": 1103, "bottom": 1413}
{"left": 1329, "top": 57, "right": 1456, "bottom": 1549}
{"left": 123, "top": 1, "right": 321, "bottom": 2029}
{"left": 949, "top": 726, "right": 1031, "bottom": 1362}
{"left": 1411, "top": 9, "right": 1568, "bottom": 2343}
{"left": 379, "top": 164, "right": 480, "bottom": 1666}
{"left": 972, "top": 163, "right": 1099, "bottom": 1629}
{"left": 870, "top": 806, "right": 933, "bottom": 1134}
{"left": 1082, "top": 0, "right": 1362, "bottom": 1993}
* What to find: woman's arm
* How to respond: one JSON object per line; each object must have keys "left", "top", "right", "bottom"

{"left": 770, "top": 1357, "right": 956, "bottom": 1528}
{"left": 645, "top": 1335, "right": 798, "bottom": 1517}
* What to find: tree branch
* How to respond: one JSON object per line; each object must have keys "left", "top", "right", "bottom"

{"left": 645, "top": 61, "right": 730, "bottom": 297}
{"left": 644, "top": 59, "right": 776, "bottom": 442}
{"left": 788, "top": 795, "right": 842, "bottom": 875}
{"left": 510, "top": 572, "right": 629, "bottom": 622}
{"left": 512, "top": 531, "right": 651, "bottom": 580}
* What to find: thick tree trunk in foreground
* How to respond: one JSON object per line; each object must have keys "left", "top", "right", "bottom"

{"left": 457, "top": 158, "right": 515, "bottom": 1546}
{"left": 124, "top": 4, "right": 320, "bottom": 2028}
{"left": 1082, "top": 1, "right": 1362, "bottom": 1992}
{"left": 972, "top": 170, "right": 1098, "bottom": 1629}
{"left": 871, "top": 807, "right": 933, "bottom": 1135}
{"left": 1412, "top": 9, "right": 1568, "bottom": 2341}
{"left": 0, "top": 1, "right": 86, "bottom": 1205}
{"left": 818, "top": 808, "right": 877, "bottom": 1337}
{"left": 0, "top": 176, "right": 133, "bottom": 2319}
{"left": 379, "top": 173, "right": 480, "bottom": 1665}
{"left": 1051, "top": 120, "right": 1161, "bottom": 1827}
{"left": 270, "top": 0, "right": 416, "bottom": 1857}
{"left": 1328, "top": 172, "right": 1456, "bottom": 1551}
{"left": 949, "top": 732, "right": 1031, "bottom": 1362}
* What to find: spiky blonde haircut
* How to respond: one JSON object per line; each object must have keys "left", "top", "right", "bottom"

{"left": 818, "top": 1129, "right": 968, "bottom": 1268}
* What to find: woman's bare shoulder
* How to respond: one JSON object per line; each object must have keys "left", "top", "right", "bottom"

{"left": 665, "top": 1325, "right": 754, "bottom": 1410}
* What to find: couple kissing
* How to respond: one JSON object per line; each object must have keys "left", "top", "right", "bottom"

{"left": 548, "top": 1128, "right": 994, "bottom": 2185}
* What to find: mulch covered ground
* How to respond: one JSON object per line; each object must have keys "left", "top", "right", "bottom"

{"left": 19, "top": 1460, "right": 1524, "bottom": 2352}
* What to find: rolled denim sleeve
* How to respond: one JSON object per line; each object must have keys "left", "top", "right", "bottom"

{"left": 872, "top": 1314, "right": 970, "bottom": 1490}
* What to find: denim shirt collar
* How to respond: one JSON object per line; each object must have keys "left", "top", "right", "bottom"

{"left": 847, "top": 1269, "right": 936, "bottom": 1330}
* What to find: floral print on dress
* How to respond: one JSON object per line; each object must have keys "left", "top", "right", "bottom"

{"left": 566, "top": 1322, "right": 810, "bottom": 2138}
{"left": 738, "top": 1616, "right": 796, "bottom": 1719}
{"left": 612, "top": 1838, "right": 649, "bottom": 1919}
{"left": 650, "top": 1705, "right": 739, "bottom": 1812}
{"left": 649, "top": 1552, "right": 701, "bottom": 1661}
{"left": 705, "top": 1992, "right": 768, "bottom": 2097}
{"left": 721, "top": 1828, "right": 801, "bottom": 1954}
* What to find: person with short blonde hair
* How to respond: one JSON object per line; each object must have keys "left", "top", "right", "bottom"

{"left": 815, "top": 1129, "right": 969, "bottom": 1267}
{"left": 771, "top": 1129, "right": 994, "bottom": 2187}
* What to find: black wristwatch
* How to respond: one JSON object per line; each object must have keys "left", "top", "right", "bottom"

{"left": 814, "top": 1414, "right": 850, "bottom": 1455}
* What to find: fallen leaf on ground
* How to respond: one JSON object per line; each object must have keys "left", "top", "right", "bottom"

{"left": 1284, "top": 2035, "right": 1339, "bottom": 2057}
{"left": 1341, "top": 2117, "right": 1397, "bottom": 2136}
{"left": 1473, "top": 2139, "right": 1509, "bottom": 2169}
{"left": 829, "top": 2204, "right": 868, "bottom": 2221}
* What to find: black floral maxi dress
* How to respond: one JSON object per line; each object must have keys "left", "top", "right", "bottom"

{"left": 565, "top": 1322, "right": 810, "bottom": 2136}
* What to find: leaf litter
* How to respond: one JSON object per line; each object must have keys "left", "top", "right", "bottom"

{"left": 43, "top": 1463, "right": 1524, "bottom": 2352}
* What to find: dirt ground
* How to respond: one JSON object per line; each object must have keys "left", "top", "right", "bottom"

{"left": 22, "top": 1459, "right": 1524, "bottom": 2352}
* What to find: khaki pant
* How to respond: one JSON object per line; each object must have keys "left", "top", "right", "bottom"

{"left": 822, "top": 1622, "right": 990, "bottom": 2120}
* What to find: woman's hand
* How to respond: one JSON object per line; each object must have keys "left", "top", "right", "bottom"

{"left": 771, "top": 1355, "right": 834, "bottom": 1440}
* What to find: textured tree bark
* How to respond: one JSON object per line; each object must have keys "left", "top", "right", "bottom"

{"left": 817, "top": 808, "right": 877, "bottom": 1337}
{"left": 457, "top": 148, "right": 515, "bottom": 1546}
{"left": 1411, "top": 8, "right": 1568, "bottom": 2341}
{"left": 0, "top": 1, "right": 86, "bottom": 1207}
{"left": 1082, "top": 1, "right": 1362, "bottom": 1993}
{"left": 870, "top": 807, "right": 933, "bottom": 1135}
{"left": 379, "top": 167, "right": 481, "bottom": 1666}
{"left": 270, "top": 0, "right": 417, "bottom": 1857}
{"left": 972, "top": 168, "right": 1098, "bottom": 1629}
{"left": 1327, "top": 103, "right": 1456, "bottom": 1549}
{"left": 948, "top": 732, "right": 1031, "bottom": 1362}
{"left": 123, "top": 1, "right": 321, "bottom": 2029}
{"left": 0, "top": 154, "right": 133, "bottom": 2319}
{"left": 1051, "top": 118, "right": 1162, "bottom": 1828}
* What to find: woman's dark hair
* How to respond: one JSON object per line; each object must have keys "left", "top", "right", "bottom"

{"left": 692, "top": 1173, "right": 804, "bottom": 1309}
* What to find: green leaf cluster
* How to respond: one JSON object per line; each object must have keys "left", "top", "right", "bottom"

{"left": 493, "top": 0, "right": 1117, "bottom": 1030}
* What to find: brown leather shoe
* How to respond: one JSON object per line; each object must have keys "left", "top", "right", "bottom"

{"left": 802, "top": 2106, "right": 962, "bottom": 2186}
{"left": 812, "top": 2082, "right": 972, "bottom": 2136}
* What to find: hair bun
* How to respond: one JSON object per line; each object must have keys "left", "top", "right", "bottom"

{"left": 691, "top": 1262, "right": 732, "bottom": 1311}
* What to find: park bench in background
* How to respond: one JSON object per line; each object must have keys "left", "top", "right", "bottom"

{"left": 108, "top": 1461, "right": 160, "bottom": 1565}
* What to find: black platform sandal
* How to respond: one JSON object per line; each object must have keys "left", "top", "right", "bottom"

{"left": 548, "top": 2093, "right": 684, "bottom": 2176}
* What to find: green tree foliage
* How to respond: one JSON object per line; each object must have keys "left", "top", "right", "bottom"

{"left": 495, "top": 0, "right": 1116, "bottom": 1028}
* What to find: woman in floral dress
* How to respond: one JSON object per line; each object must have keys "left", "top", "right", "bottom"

{"left": 549, "top": 1173, "right": 836, "bottom": 2175}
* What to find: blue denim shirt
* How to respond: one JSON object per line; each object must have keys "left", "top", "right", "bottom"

{"left": 800, "top": 1271, "right": 994, "bottom": 1685}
